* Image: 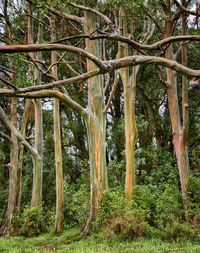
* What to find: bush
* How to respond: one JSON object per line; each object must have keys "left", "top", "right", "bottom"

{"left": 69, "top": 184, "right": 90, "bottom": 229}
{"left": 96, "top": 190, "right": 126, "bottom": 226}
{"left": 163, "top": 221, "right": 196, "bottom": 241}
{"left": 21, "top": 205, "right": 44, "bottom": 237}
{"left": 96, "top": 190, "right": 156, "bottom": 240}
{"left": 186, "top": 176, "right": 200, "bottom": 234}
{"left": 155, "top": 184, "right": 183, "bottom": 228}
{"left": 132, "top": 185, "right": 156, "bottom": 222}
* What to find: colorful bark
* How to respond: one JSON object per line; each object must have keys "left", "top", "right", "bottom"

{"left": 16, "top": 99, "right": 32, "bottom": 214}
{"left": 164, "top": 1, "right": 190, "bottom": 200}
{"left": 50, "top": 14, "right": 64, "bottom": 233}
{"left": 82, "top": 11, "right": 108, "bottom": 234}
{"left": 31, "top": 17, "right": 43, "bottom": 207}
{"left": 118, "top": 8, "right": 138, "bottom": 199}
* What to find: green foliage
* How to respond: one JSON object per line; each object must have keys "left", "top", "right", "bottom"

{"left": 185, "top": 176, "right": 200, "bottom": 234}
{"left": 107, "top": 154, "right": 126, "bottom": 189}
{"left": 21, "top": 205, "right": 44, "bottom": 237}
{"left": 96, "top": 190, "right": 156, "bottom": 240}
{"left": 187, "top": 176, "right": 200, "bottom": 206}
{"left": 155, "top": 184, "right": 183, "bottom": 228}
{"left": 132, "top": 185, "right": 156, "bottom": 220}
{"left": 69, "top": 184, "right": 90, "bottom": 228}
{"left": 163, "top": 221, "right": 196, "bottom": 242}
{"left": 96, "top": 190, "right": 126, "bottom": 225}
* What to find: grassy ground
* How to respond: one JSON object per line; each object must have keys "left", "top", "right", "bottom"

{"left": 0, "top": 228, "right": 200, "bottom": 253}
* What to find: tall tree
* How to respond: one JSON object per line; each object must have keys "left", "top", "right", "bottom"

{"left": 50, "top": 13, "right": 64, "bottom": 233}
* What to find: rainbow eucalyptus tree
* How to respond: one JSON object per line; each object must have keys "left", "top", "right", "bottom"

{"left": 1, "top": 0, "right": 200, "bottom": 234}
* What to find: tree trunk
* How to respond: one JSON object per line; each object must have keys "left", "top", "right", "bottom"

{"left": 31, "top": 17, "right": 43, "bottom": 207}
{"left": 118, "top": 7, "right": 138, "bottom": 199}
{"left": 82, "top": 10, "right": 108, "bottom": 234}
{"left": 0, "top": 98, "right": 18, "bottom": 234}
{"left": 0, "top": 105, "right": 40, "bottom": 233}
{"left": 50, "top": 14, "right": 64, "bottom": 233}
{"left": 0, "top": 13, "right": 19, "bottom": 233}
{"left": 164, "top": 4, "right": 190, "bottom": 200}
{"left": 16, "top": 99, "right": 32, "bottom": 214}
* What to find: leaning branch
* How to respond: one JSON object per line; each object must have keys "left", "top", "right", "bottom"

{"left": 69, "top": 2, "right": 115, "bottom": 31}
{"left": 0, "top": 76, "right": 18, "bottom": 90}
{"left": 0, "top": 69, "right": 100, "bottom": 94}
{"left": 0, "top": 44, "right": 107, "bottom": 70}
{"left": 17, "top": 90, "right": 88, "bottom": 118}
{"left": 0, "top": 132, "right": 12, "bottom": 142}
{"left": 106, "top": 55, "right": 200, "bottom": 78}
{"left": 0, "top": 54, "right": 200, "bottom": 99}
{"left": 50, "top": 34, "right": 200, "bottom": 52}
{"left": 172, "top": 0, "right": 199, "bottom": 16}
{"left": 0, "top": 106, "right": 38, "bottom": 158}
{"left": 49, "top": 6, "right": 84, "bottom": 24}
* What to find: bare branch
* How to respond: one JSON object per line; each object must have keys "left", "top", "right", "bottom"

{"left": 172, "top": 0, "right": 199, "bottom": 16}
{"left": 16, "top": 90, "right": 88, "bottom": 118}
{"left": 49, "top": 6, "right": 83, "bottom": 24}
{"left": 0, "top": 44, "right": 108, "bottom": 70}
{"left": 49, "top": 33, "right": 200, "bottom": 52}
{"left": 106, "top": 55, "right": 200, "bottom": 77}
{"left": 69, "top": 2, "right": 115, "bottom": 32}
{"left": 0, "top": 132, "right": 12, "bottom": 142}
{"left": 0, "top": 69, "right": 100, "bottom": 94}
{"left": 104, "top": 71, "right": 118, "bottom": 114}
{"left": 26, "top": 14, "right": 49, "bottom": 27}
{"left": 0, "top": 65, "right": 16, "bottom": 74}
{"left": 0, "top": 76, "right": 18, "bottom": 90}
{"left": 0, "top": 106, "right": 38, "bottom": 158}
{"left": 144, "top": 10, "right": 164, "bottom": 35}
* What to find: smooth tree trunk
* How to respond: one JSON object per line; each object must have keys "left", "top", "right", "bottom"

{"left": 0, "top": 12, "right": 19, "bottom": 233}
{"left": 82, "top": 10, "right": 108, "bottom": 234}
{"left": 0, "top": 106, "right": 41, "bottom": 209}
{"left": 16, "top": 99, "right": 32, "bottom": 214}
{"left": 31, "top": 17, "right": 43, "bottom": 207}
{"left": 0, "top": 98, "right": 18, "bottom": 234}
{"left": 164, "top": 1, "right": 190, "bottom": 201}
{"left": 50, "top": 14, "right": 64, "bottom": 233}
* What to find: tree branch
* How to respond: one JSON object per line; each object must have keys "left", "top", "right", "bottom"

{"left": 106, "top": 55, "right": 200, "bottom": 77}
{"left": 103, "top": 70, "right": 118, "bottom": 114}
{"left": 144, "top": 9, "right": 164, "bottom": 35}
{"left": 49, "top": 6, "right": 83, "bottom": 24}
{"left": 0, "top": 44, "right": 108, "bottom": 70}
{"left": 0, "top": 69, "right": 100, "bottom": 95}
{"left": 69, "top": 2, "right": 115, "bottom": 32}
{"left": 0, "top": 106, "right": 38, "bottom": 158}
{"left": 50, "top": 33, "right": 200, "bottom": 52}
{"left": 172, "top": 0, "right": 199, "bottom": 16}
{"left": 15, "top": 90, "right": 88, "bottom": 118}
{"left": 0, "top": 132, "right": 12, "bottom": 142}
{"left": 0, "top": 76, "right": 18, "bottom": 90}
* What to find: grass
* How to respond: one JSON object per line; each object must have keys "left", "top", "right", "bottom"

{"left": 0, "top": 228, "right": 200, "bottom": 253}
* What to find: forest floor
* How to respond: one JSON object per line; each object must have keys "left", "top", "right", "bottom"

{"left": 0, "top": 228, "right": 200, "bottom": 253}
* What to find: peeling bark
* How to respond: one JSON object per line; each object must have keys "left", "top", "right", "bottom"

{"left": 50, "top": 14, "right": 64, "bottom": 233}
{"left": 82, "top": 11, "right": 108, "bottom": 235}
{"left": 31, "top": 17, "right": 43, "bottom": 208}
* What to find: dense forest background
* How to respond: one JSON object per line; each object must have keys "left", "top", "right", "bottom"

{"left": 0, "top": 0, "right": 200, "bottom": 242}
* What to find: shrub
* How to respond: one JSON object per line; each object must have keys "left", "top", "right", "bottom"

{"left": 155, "top": 184, "right": 183, "bottom": 228}
{"left": 186, "top": 176, "right": 200, "bottom": 235}
{"left": 96, "top": 190, "right": 126, "bottom": 226}
{"left": 69, "top": 184, "right": 90, "bottom": 229}
{"left": 163, "top": 221, "right": 196, "bottom": 241}
{"left": 96, "top": 190, "right": 156, "bottom": 240}
{"left": 21, "top": 205, "right": 44, "bottom": 237}
{"left": 132, "top": 185, "right": 156, "bottom": 222}
{"left": 8, "top": 215, "right": 23, "bottom": 236}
